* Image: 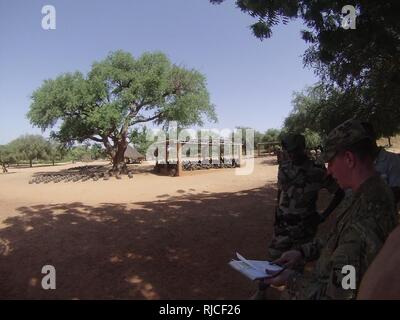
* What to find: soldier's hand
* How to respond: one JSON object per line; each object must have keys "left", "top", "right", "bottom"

{"left": 264, "top": 269, "right": 295, "bottom": 287}
{"left": 273, "top": 250, "right": 302, "bottom": 268}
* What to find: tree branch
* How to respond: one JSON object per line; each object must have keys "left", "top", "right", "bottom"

{"left": 101, "top": 135, "right": 115, "bottom": 157}
{"left": 89, "top": 136, "right": 103, "bottom": 143}
{"left": 132, "top": 112, "right": 163, "bottom": 125}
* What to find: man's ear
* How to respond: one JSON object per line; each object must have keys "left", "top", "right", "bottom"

{"left": 344, "top": 151, "right": 356, "bottom": 168}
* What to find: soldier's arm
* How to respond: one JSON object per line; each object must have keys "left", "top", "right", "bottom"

{"left": 271, "top": 228, "right": 365, "bottom": 300}
{"left": 284, "top": 228, "right": 361, "bottom": 300}
{"left": 324, "top": 221, "right": 384, "bottom": 300}
{"left": 296, "top": 238, "right": 325, "bottom": 262}
{"left": 287, "top": 225, "right": 368, "bottom": 300}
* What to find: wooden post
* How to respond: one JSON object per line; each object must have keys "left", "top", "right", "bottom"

{"left": 209, "top": 140, "right": 212, "bottom": 164}
{"left": 198, "top": 140, "right": 201, "bottom": 163}
{"left": 231, "top": 135, "right": 234, "bottom": 162}
{"left": 177, "top": 141, "right": 182, "bottom": 177}
{"left": 239, "top": 144, "right": 242, "bottom": 167}
{"left": 165, "top": 139, "right": 169, "bottom": 172}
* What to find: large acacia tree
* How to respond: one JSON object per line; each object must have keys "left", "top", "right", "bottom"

{"left": 28, "top": 50, "right": 217, "bottom": 170}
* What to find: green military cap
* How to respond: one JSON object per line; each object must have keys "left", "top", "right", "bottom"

{"left": 322, "top": 119, "right": 372, "bottom": 162}
{"left": 281, "top": 134, "right": 305, "bottom": 152}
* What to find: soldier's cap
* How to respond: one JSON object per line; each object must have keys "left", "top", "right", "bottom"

{"left": 322, "top": 119, "right": 372, "bottom": 162}
{"left": 281, "top": 134, "right": 305, "bottom": 152}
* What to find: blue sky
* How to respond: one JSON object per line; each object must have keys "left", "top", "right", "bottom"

{"left": 0, "top": 0, "right": 317, "bottom": 145}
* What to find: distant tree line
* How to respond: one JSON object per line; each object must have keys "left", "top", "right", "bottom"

{"left": 0, "top": 134, "right": 107, "bottom": 172}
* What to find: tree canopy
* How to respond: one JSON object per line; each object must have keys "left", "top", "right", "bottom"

{"left": 129, "top": 126, "right": 157, "bottom": 156}
{"left": 0, "top": 145, "right": 17, "bottom": 172}
{"left": 210, "top": 0, "right": 400, "bottom": 137}
{"left": 8, "top": 135, "right": 49, "bottom": 167}
{"left": 28, "top": 50, "right": 217, "bottom": 170}
{"left": 262, "top": 128, "right": 281, "bottom": 143}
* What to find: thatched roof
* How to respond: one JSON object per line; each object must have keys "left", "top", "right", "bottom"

{"left": 124, "top": 145, "right": 145, "bottom": 160}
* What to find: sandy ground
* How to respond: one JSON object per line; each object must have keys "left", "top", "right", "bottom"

{"left": 0, "top": 156, "right": 286, "bottom": 299}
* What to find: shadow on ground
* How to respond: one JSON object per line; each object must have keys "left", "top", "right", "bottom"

{"left": 0, "top": 185, "right": 278, "bottom": 299}
{"left": 260, "top": 158, "right": 278, "bottom": 166}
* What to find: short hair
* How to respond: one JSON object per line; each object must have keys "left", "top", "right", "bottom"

{"left": 339, "top": 137, "right": 376, "bottom": 161}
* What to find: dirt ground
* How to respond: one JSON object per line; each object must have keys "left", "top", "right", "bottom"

{"left": 0, "top": 156, "right": 333, "bottom": 299}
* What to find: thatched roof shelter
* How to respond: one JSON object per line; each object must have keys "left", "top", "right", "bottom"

{"left": 124, "top": 145, "right": 145, "bottom": 161}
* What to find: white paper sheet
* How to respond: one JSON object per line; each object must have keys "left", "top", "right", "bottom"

{"left": 228, "top": 252, "right": 283, "bottom": 281}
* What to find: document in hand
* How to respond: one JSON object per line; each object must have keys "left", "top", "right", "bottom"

{"left": 228, "top": 252, "right": 283, "bottom": 281}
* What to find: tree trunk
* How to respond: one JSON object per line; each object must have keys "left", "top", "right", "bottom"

{"left": 388, "top": 137, "right": 392, "bottom": 147}
{"left": 2, "top": 163, "right": 7, "bottom": 173}
{"left": 52, "top": 158, "right": 55, "bottom": 166}
{"left": 29, "top": 159, "right": 33, "bottom": 168}
{"left": 112, "top": 141, "right": 128, "bottom": 172}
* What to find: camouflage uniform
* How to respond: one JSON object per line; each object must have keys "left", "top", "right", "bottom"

{"left": 374, "top": 147, "right": 400, "bottom": 188}
{"left": 287, "top": 175, "right": 397, "bottom": 299}
{"left": 285, "top": 120, "right": 398, "bottom": 299}
{"left": 268, "top": 155, "right": 338, "bottom": 260}
{"left": 276, "top": 148, "right": 289, "bottom": 165}
{"left": 336, "top": 142, "right": 400, "bottom": 214}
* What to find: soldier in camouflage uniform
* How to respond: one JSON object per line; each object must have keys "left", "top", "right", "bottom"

{"left": 361, "top": 122, "right": 400, "bottom": 204}
{"left": 329, "top": 122, "right": 400, "bottom": 221}
{"left": 276, "top": 145, "right": 288, "bottom": 165}
{"left": 268, "top": 134, "right": 344, "bottom": 260}
{"left": 264, "top": 119, "right": 398, "bottom": 299}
